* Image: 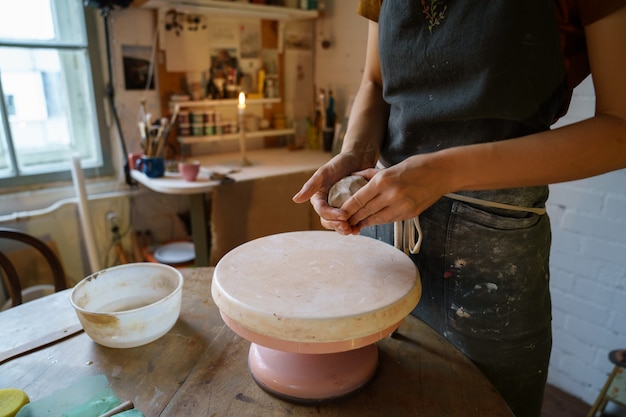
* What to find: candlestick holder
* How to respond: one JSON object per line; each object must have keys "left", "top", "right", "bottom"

{"left": 238, "top": 115, "right": 252, "bottom": 167}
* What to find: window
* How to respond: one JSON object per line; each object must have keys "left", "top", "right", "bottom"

{"left": 0, "top": 0, "right": 111, "bottom": 189}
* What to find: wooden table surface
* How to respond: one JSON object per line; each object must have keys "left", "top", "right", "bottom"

{"left": 0, "top": 267, "right": 513, "bottom": 416}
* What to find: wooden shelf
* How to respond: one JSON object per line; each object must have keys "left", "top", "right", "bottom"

{"left": 170, "top": 97, "right": 280, "bottom": 110}
{"left": 139, "top": 0, "right": 318, "bottom": 21}
{"left": 173, "top": 98, "right": 289, "bottom": 145}
{"left": 178, "top": 128, "right": 295, "bottom": 145}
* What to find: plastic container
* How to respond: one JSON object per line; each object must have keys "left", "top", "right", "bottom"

{"left": 190, "top": 112, "right": 204, "bottom": 124}
{"left": 204, "top": 124, "right": 216, "bottom": 136}
{"left": 191, "top": 123, "right": 204, "bottom": 136}
{"left": 178, "top": 123, "right": 191, "bottom": 136}
{"left": 178, "top": 110, "right": 190, "bottom": 124}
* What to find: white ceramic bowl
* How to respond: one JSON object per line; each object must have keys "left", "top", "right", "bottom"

{"left": 70, "top": 263, "right": 184, "bottom": 348}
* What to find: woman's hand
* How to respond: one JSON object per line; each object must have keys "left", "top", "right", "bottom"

{"left": 292, "top": 151, "right": 375, "bottom": 234}
{"left": 293, "top": 150, "right": 454, "bottom": 236}
{"left": 339, "top": 154, "right": 452, "bottom": 234}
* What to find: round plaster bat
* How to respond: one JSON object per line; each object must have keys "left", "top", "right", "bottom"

{"left": 328, "top": 175, "right": 368, "bottom": 208}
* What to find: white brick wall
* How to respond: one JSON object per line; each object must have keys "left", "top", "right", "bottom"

{"left": 316, "top": 1, "right": 626, "bottom": 406}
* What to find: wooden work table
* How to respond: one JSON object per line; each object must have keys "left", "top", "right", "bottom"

{"left": 0, "top": 267, "right": 513, "bottom": 416}
{"left": 131, "top": 147, "right": 331, "bottom": 266}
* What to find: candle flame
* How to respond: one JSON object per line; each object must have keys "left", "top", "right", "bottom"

{"left": 238, "top": 92, "right": 246, "bottom": 108}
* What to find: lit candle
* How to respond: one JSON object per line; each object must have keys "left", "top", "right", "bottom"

{"left": 237, "top": 92, "right": 252, "bottom": 166}
{"left": 238, "top": 92, "right": 246, "bottom": 116}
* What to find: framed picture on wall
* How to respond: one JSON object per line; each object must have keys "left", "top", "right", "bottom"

{"left": 122, "top": 45, "right": 155, "bottom": 90}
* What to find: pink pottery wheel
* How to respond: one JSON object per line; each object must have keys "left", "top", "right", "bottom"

{"left": 212, "top": 231, "right": 421, "bottom": 402}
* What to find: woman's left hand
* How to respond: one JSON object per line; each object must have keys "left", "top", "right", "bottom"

{"left": 340, "top": 154, "right": 450, "bottom": 234}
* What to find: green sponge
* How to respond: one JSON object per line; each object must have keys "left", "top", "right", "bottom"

{"left": 0, "top": 388, "right": 30, "bottom": 417}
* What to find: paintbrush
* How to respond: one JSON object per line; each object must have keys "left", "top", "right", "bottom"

{"left": 137, "top": 121, "right": 147, "bottom": 152}
{"left": 145, "top": 113, "right": 153, "bottom": 155}
{"left": 98, "top": 400, "right": 134, "bottom": 417}
{"left": 156, "top": 105, "right": 180, "bottom": 157}
{"left": 154, "top": 118, "right": 167, "bottom": 157}
{"left": 163, "top": 104, "right": 179, "bottom": 139}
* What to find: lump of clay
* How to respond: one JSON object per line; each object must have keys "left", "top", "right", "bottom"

{"left": 328, "top": 175, "right": 368, "bottom": 208}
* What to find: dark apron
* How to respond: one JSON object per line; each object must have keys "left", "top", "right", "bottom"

{"left": 363, "top": 2, "right": 567, "bottom": 416}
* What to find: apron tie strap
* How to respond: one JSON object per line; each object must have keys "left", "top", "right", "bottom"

{"left": 377, "top": 161, "right": 547, "bottom": 254}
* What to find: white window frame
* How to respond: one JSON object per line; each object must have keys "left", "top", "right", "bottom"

{"left": 0, "top": 4, "right": 112, "bottom": 190}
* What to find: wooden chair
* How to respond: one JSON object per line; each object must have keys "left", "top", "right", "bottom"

{"left": 587, "top": 349, "right": 626, "bottom": 417}
{"left": 0, "top": 227, "right": 66, "bottom": 307}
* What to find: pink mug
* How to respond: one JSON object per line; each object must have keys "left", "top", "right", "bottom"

{"left": 128, "top": 152, "right": 143, "bottom": 171}
{"left": 178, "top": 160, "right": 201, "bottom": 182}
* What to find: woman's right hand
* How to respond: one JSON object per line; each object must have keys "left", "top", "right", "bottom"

{"left": 292, "top": 151, "right": 372, "bottom": 234}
